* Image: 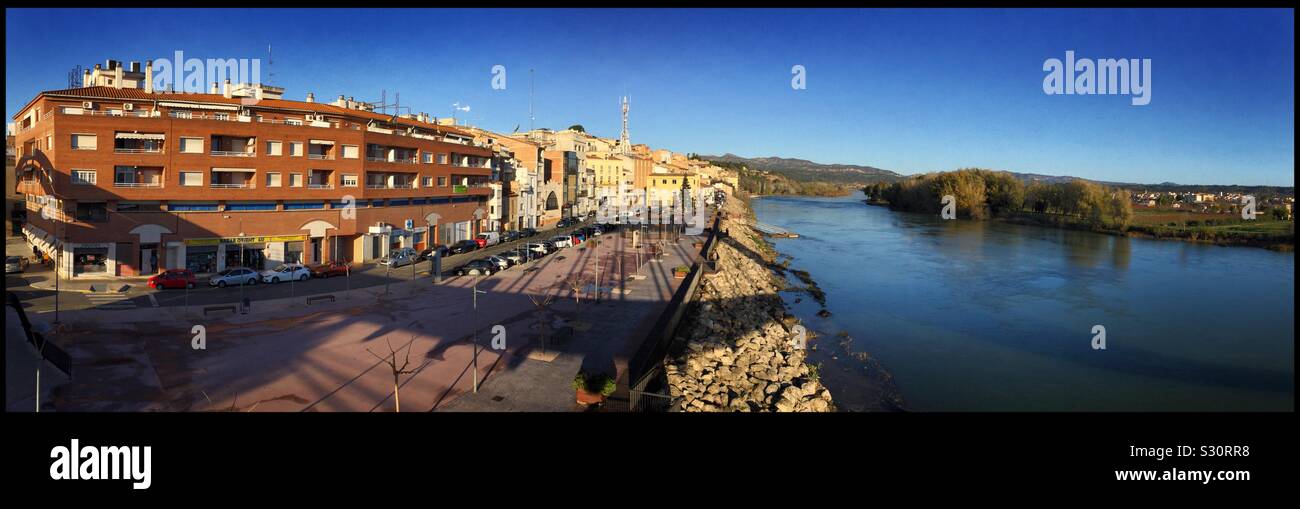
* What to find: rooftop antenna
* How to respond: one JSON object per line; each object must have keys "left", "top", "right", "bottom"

{"left": 369, "top": 89, "right": 409, "bottom": 116}
{"left": 619, "top": 94, "right": 631, "bottom": 154}
{"left": 67, "top": 65, "right": 84, "bottom": 88}
{"left": 266, "top": 45, "right": 274, "bottom": 86}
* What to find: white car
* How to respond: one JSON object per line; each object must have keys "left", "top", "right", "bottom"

{"left": 525, "top": 243, "right": 550, "bottom": 255}
{"left": 5, "top": 256, "right": 24, "bottom": 274}
{"left": 549, "top": 235, "right": 573, "bottom": 248}
{"left": 484, "top": 255, "right": 510, "bottom": 270}
{"left": 260, "top": 263, "right": 311, "bottom": 283}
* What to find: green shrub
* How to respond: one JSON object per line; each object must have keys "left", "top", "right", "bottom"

{"left": 573, "top": 372, "right": 617, "bottom": 396}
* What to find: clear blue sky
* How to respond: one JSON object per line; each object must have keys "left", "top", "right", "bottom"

{"left": 6, "top": 8, "right": 1294, "bottom": 186}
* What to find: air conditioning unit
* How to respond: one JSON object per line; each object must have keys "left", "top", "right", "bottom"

{"left": 82, "top": 101, "right": 94, "bottom": 109}
{"left": 122, "top": 103, "right": 134, "bottom": 111}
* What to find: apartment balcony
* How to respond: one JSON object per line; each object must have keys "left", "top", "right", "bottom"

{"left": 211, "top": 135, "right": 256, "bottom": 157}
{"left": 210, "top": 169, "right": 255, "bottom": 189}
{"left": 308, "top": 153, "right": 334, "bottom": 160}
{"left": 210, "top": 183, "right": 253, "bottom": 189}
{"left": 308, "top": 183, "right": 334, "bottom": 189}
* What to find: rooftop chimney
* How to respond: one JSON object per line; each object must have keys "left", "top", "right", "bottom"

{"left": 130, "top": 61, "right": 140, "bottom": 73}
{"left": 113, "top": 64, "right": 124, "bottom": 89}
{"left": 305, "top": 92, "right": 314, "bottom": 103}
{"left": 222, "top": 79, "right": 232, "bottom": 99}
{"left": 144, "top": 60, "right": 154, "bottom": 94}
{"left": 211, "top": 82, "right": 220, "bottom": 94}
{"left": 82, "top": 69, "right": 91, "bottom": 88}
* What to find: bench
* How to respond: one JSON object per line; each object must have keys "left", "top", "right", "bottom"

{"left": 306, "top": 294, "right": 336, "bottom": 305}
{"left": 203, "top": 305, "right": 237, "bottom": 316}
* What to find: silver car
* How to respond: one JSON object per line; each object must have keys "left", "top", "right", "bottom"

{"left": 485, "top": 255, "right": 510, "bottom": 270}
{"left": 5, "top": 256, "right": 23, "bottom": 274}
{"left": 209, "top": 267, "right": 259, "bottom": 287}
{"left": 378, "top": 248, "right": 417, "bottom": 268}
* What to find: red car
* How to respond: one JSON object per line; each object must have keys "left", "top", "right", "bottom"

{"left": 310, "top": 260, "right": 351, "bottom": 278}
{"left": 148, "top": 268, "right": 197, "bottom": 289}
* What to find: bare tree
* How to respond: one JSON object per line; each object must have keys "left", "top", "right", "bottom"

{"left": 528, "top": 291, "right": 558, "bottom": 353}
{"left": 368, "top": 338, "right": 417, "bottom": 412}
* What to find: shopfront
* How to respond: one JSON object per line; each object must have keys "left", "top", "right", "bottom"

{"left": 186, "top": 245, "right": 218, "bottom": 274}
{"left": 72, "top": 244, "right": 109, "bottom": 275}
{"left": 185, "top": 235, "right": 305, "bottom": 272}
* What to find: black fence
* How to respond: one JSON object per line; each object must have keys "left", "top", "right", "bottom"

{"left": 5, "top": 291, "right": 73, "bottom": 378}
{"left": 625, "top": 212, "right": 722, "bottom": 411}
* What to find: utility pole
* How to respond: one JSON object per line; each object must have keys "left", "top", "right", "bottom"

{"left": 471, "top": 277, "right": 487, "bottom": 393}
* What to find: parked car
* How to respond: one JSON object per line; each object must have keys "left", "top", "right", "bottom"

{"left": 556, "top": 218, "right": 573, "bottom": 228}
{"left": 540, "top": 240, "right": 558, "bottom": 252}
{"left": 418, "top": 245, "right": 449, "bottom": 261}
{"left": 500, "top": 251, "right": 527, "bottom": 265}
{"left": 475, "top": 232, "right": 501, "bottom": 248}
{"left": 379, "top": 248, "right": 417, "bottom": 268}
{"left": 5, "top": 256, "right": 24, "bottom": 274}
{"left": 549, "top": 235, "right": 574, "bottom": 248}
{"left": 456, "top": 259, "right": 497, "bottom": 277}
{"left": 501, "top": 231, "right": 522, "bottom": 243}
{"left": 525, "top": 242, "right": 550, "bottom": 255}
{"left": 571, "top": 232, "right": 586, "bottom": 244}
{"left": 209, "top": 267, "right": 259, "bottom": 287}
{"left": 520, "top": 228, "right": 538, "bottom": 237}
{"left": 449, "top": 240, "right": 480, "bottom": 255}
{"left": 260, "top": 263, "right": 311, "bottom": 283}
{"left": 148, "top": 268, "right": 197, "bottom": 290}
{"left": 309, "top": 261, "right": 351, "bottom": 279}
{"left": 485, "top": 255, "right": 510, "bottom": 270}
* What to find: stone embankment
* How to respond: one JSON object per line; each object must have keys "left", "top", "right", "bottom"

{"left": 665, "top": 194, "right": 834, "bottom": 412}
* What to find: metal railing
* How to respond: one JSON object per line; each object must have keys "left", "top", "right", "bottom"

{"left": 307, "top": 153, "right": 334, "bottom": 160}
{"left": 114, "top": 148, "right": 163, "bottom": 154}
{"left": 308, "top": 183, "right": 333, "bottom": 189}
{"left": 211, "top": 150, "right": 255, "bottom": 157}
{"left": 210, "top": 183, "right": 254, "bottom": 189}
{"left": 113, "top": 181, "right": 164, "bottom": 188}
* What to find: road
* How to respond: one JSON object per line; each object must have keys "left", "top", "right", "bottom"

{"left": 4, "top": 218, "right": 623, "bottom": 313}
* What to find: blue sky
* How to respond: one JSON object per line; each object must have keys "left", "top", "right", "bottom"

{"left": 6, "top": 8, "right": 1294, "bottom": 186}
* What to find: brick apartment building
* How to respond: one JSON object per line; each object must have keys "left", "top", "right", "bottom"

{"left": 12, "top": 60, "right": 494, "bottom": 279}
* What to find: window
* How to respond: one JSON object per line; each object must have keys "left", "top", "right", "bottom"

{"left": 437, "top": 153, "right": 448, "bottom": 164}
{"left": 267, "top": 141, "right": 283, "bottom": 156}
{"left": 342, "top": 145, "right": 359, "bottom": 159}
{"left": 422, "top": 176, "right": 433, "bottom": 188}
{"left": 179, "top": 172, "right": 203, "bottom": 186}
{"left": 289, "top": 173, "right": 303, "bottom": 187}
{"left": 71, "top": 134, "right": 97, "bottom": 150}
{"left": 74, "top": 202, "right": 108, "bottom": 222}
{"left": 179, "top": 137, "right": 203, "bottom": 153}
{"left": 169, "top": 202, "right": 218, "bottom": 212}
{"left": 342, "top": 174, "right": 358, "bottom": 187}
{"left": 225, "top": 202, "right": 277, "bottom": 211}
{"left": 116, "top": 202, "right": 161, "bottom": 212}
{"left": 422, "top": 152, "right": 433, "bottom": 164}
{"left": 284, "top": 202, "right": 326, "bottom": 210}
{"left": 289, "top": 142, "right": 303, "bottom": 157}
{"left": 438, "top": 176, "right": 448, "bottom": 187}
{"left": 71, "top": 170, "right": 96, "bottom": 185}
{"left": 266, "top": 172, "right": 282, "bottom": 187}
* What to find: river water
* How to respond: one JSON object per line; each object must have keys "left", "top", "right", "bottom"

{"left": 752, "top": 194, "right": 1294, "bottom": 411}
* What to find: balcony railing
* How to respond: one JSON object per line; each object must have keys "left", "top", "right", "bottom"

{"left": 308, "top": 183, "right": 333, "bottom": 189}
{"left": 366, "top": 156, "right": 388, "bottom": 162}
{"left": 366, "top": 184, "right": 389, "bottom": 189}
{"left": 308, "top": 154, "right": 334, "bottom": 160}
{"left": 114, "top": 148, "right": 163, "bottom": 154}
{"left": 210, "top": 183, "right": 254, "bottom": 189}
{"left": 391, "top": 183, "right": 415, "bottom": 189}
{"left": 211, "top": 150, "right": 255, "bottom": 157}
{"left": 113, "top": 182, "right": 164, "bottom": 188}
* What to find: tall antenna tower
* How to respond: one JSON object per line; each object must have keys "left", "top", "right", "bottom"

{"left": 528, "top": 68, "right": 535, "bottom": 132}
{"left": 619, "top": 95, "right": 631, "bottom": 154}
{"left": 266, "top": 45, "right": 274, "bottom": 86}
{"left": 67, "top": 65, "right": 84, "bottom": 88}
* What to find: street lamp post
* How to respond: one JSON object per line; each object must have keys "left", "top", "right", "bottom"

{"left": 471, "top": 276, "right": 486, "bottom": 393}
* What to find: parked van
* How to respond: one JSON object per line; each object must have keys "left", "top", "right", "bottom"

{"left": 475, "top": 232, "right": 501, "bottom": 248}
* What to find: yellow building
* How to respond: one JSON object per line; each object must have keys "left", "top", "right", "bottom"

{"left": 647, "top": 172, "right": 700, "bottom": 193}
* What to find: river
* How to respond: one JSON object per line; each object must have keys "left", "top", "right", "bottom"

{"left": 752, "top": 194, "right": 1294, "bottom": 411}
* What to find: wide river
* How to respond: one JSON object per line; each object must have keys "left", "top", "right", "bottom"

{"left": 752, "top": 194, "right": 1294, "bottom": 411}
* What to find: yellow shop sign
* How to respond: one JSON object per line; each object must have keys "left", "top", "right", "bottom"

{"left": 184, "top": 234, "right": 306, "bottom": 246}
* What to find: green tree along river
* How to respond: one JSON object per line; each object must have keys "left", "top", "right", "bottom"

{"left": 753, "top": 194, "right": 1294, "bottom": 411}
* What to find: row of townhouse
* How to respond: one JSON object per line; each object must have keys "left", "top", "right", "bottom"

{"left": 12, "top": 59, "right": 721, "bottom": 280}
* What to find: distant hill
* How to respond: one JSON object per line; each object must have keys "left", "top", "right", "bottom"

{"left": 700, "top": 153, "right": 902, "bottom": 184}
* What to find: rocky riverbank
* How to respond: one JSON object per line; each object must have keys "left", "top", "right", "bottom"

{"left": 664, "top": 192, "right": 834, "bottom": 412}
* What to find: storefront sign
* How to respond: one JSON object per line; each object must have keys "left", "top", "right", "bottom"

{"left": 184, "top": 234, "right": 306, "bottom": 246}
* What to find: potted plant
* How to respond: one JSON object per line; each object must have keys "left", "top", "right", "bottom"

{"left": 573, "top": 372, "right": 617, "bottom": 405}
{"left": 673, "top": 265, "right": 691, "bottom": 279}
